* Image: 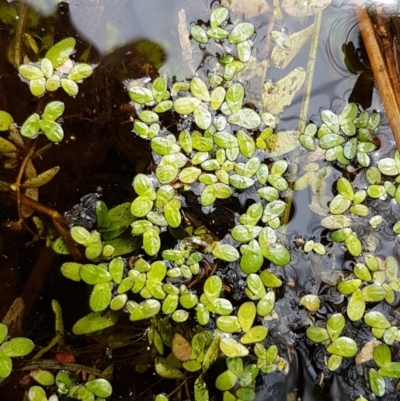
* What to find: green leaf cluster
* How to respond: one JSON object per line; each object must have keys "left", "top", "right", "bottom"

{"left": 0, "top": 323, "right": 35, "bottom": 380}
{"left": 18, "top": 38, "right": 93, "bottom": 97}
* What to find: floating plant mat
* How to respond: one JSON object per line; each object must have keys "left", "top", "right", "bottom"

{"left": 0, "top": 1, "right": 400, "bottom": 401}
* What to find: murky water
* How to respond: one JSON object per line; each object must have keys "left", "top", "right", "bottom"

{"left": 1, "top": 0, "right": 400, "bottom": 400}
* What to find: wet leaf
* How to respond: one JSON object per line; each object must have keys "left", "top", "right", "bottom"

{"left": 203, "top": 338, "right": 220, "bottom": 371}
{"left": 327, "top": 337, "right": 358, "bottom": 358}
{"left": 319, "top": 134, "right": 345, "bottom": 149}
{"left": 378, "top": 362, "right": 400, "bottom": 378}
{"left": 183, "top": 360, "right": 202, "bottom": 372}
{"left": 300, "top": 294, "right": 320, "bottom": 312}
{"left": 306, "top": 327, "right": 329, "bottom": 343}
{"left": 22, "top": 166, "right": 60, "bottom": 188}
{"left": 130, "top": 196, "right": 153, "bottom": 218}
{"left": 133, "top": 174, "right": 156, "bottom": 200}
{"left": 143, "top": 227, "right": 161, "bottom": 256}
{"left": 321, "top": 215, "right": 352, "bottom": 230}
{"left": 256, "top": 292, "right": 275, "bottom": 316}
{"left": 2, "top": 337, "right": 34, "bottom": 357}
{"left": 0, "top": 137, "right": 16, "bottom": 153}
{"left": 215, "top": 370, "right": 237, "bottom": 391}
{"left": 18, "top": 64, "right": 44, "bottom": 80}
{"left": 220, "top": 338, "right": 248, "bottom": 357}
{"left": 72, "top": 311, "right": 119, "bottom": 335}
{"left": 262, "top": 200, "right": 286, "bottom": 223}
{"left": 204, "top": 276, "right": 222, "bottom": 302}
{"left": 361, "top": 284, "right": 387, "bottom": 302}
{"left": 27, "top": 386, "right": 47, "bottom": 401}
{"left": 194, "top": 105, "right": 212, "bottom": 129}
{"left": 214, "top": 131, "right": 238, "bottom": 148}
{"left": 244, "top": 276, "right": 265, "bottom": 301}
{"left": 350, "top": 205, "right": 369, "bottom": 217}
{"left": 90, "top": 283, "right": 112, "bottom": 312}
{"left": 241, "top": 326, "right": 268, "bottom": 344}
{"left": 327, "top": 354, "right": 342, "bottom": 371}
{"left": 40, "top": 58, "right": 53, "bottom": 78}
{"left": 337, "top": 178, "right": 354, "bottom": 201}
{"left": 85, "top": 378, "right": 113, "bottom": 398}
{"left": 228, "top": 108, "right": 261, "bottom": 130}
{"left": 129, "top": 87, "right": 153, "bottom": 104}
{"left": 151, "top": 137, "right": 180, "bottom": 156}
{"left": 0, "top": 111, "right": 14, "bottom": 131}
{"left": 374, "top": 344, "right": 391, "bottom": 368}
{"left": 369, "top": 368, "right": 385, "bottom": 397}
{"left": 320, "top": 110, "right": 339, "bottom": 133}
{"left": 368, "top": 113, "right": 381, "bottom": 131}
{"left": 156, "top": 156, "right": 179, "bottom": 183}
{"left": 164, "top": 199, "right": 181, "bottom": 228}
{"left": 68, "top": 63, "right": 93, "bottom": 82}
{"left": 39, "top": 120, "right": 64, "bottom": 142}
{"left": 378, "top": 158, "right": 398, "bottom": 176}
{"left": 60, "top": 78, "right": 78, "bottom": 96}
{"left": 327, "top": 313, "right": 345, "bottom": 341}
{"left": 343, "top": 137, "right": 358, "bottom": 160}
{"left": 238, "top": 40, "right": 252, "bottom": 63}
{"left": 139, "top": 110, "right": 159, "bottom": 124}
{"left": 191, "top": 25, "right": 208, "bottom": 44}
{"left": 207, "top": 27, "right": 229, "bottom": 39}
{"left": 45, "top": 74, "right": 61, "bottom": 92}
{"left": 347, "top": 289, "right": 365, "bottom": 322}
{"left": 240, "top": 240, "right": 264, "bottom": 274}
{"left": 0, "top": 325, "right": 7, "bottom": 345}
{"left": 194, "top": 376, "right": 209, "bottom": 401}
{"left": 228, "top": 22, "right": 255, "bottom": 44}
{"left": 232, "top": 225, "right": 261, "bottom": 243}
{"left": 210, "top": 6, "right": 229, "bottom": 28}
{"left": 0, "top": 349, "right": 12, "bottom": 379}
{"left": 338, "top": 103, "right": 358, "bottom": 125}
{"left": 172, "top": 334, "right": 192, "bottom": 362}
{"left": 46, "top": 37, "right": 76, "bottom": 68}
{"left": 60, "top": 262, "right": 81, "bottom": 282}
{"left": 30, "top": 78, "right": 46, "bottom": 97}
{"left": 299, "top": 135, "right": 316, "bottom": 151}
{"left": 345, "top": 233, "right": 362, "bottom": 256}
{"left": 226, "top": 83, "right": 244, "bottom": 114}
{"left": 155, "top": 356, "right": 184, "bottom": 380}
{"left": 174, "top": 97, "right": 201, "bottom": 114}
{"left": 262, "top": 68, "right": 305, "bottom": 115}
{"left": 200, "top": 185, "right": 217, "bottom": 207}
{"left": 267, "top": 174, "right": 288, "bottom": 191}
{"left": 151, "top": 76, "right": 168, "bottom": 103}
{"left": 179, "top": 167, "right": 201, "bottom": 184}
{"left": 364, "top": 311, "right": 390, "bottom": 329}
{"left": 236, "top": 132, "right": 255, "bottom": 158}
{"left": 238, "top": 302, "right": 256, "bottom": 332}
{"left": 261, "top": 243, "right": 290, "bottom": 266}
{"left": 42, "top": 101, "right": 64, "bottom": 122}
{"left": 212, "top": 243, "right": 239, "bottom": 262}
{"left": 190, "top": 77, "right": 210, "bottom": 102}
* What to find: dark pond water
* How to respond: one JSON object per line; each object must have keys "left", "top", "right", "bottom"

{"left": 1, "top": 0, "right": 400, "bottom": 400}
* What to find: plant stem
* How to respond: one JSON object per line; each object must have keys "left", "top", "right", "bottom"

{"left": 280, "top": 10, "right": 322, "bottom": 236}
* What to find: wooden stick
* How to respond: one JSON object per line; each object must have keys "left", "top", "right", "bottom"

{"left": 357, "top": 6, "right": 400, "bottom": 152}
{"left": 375, "top": 7, "right": 400, "bottom": 110}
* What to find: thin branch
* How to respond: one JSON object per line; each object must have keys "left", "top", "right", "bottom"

{"left": 357, "top": 5, "right": 400, "bottom": 151}
{"left": 19, "top": 360, "right": 105, "bottom": 377}
{"left": 280, "top": 10, "right": 322, "bottom": 235}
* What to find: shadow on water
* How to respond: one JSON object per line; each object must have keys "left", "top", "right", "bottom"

{"left": 0, "top": 0, "right": 400, "bottom": 400}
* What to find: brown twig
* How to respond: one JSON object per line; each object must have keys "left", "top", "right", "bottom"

{"left": 11, "top": 139, "right": 37, "bottom": 223}
{"left": 375, "top": 7, "right": 400, "bottom": 109}
{"left": 19, "top": 360, "right": 105, "bottom": 377}
{"left": 357, "top": 5, "right": 400, "bottom": 152}
{"left": 10, "top": 192, "right": 82, "bottom": 260}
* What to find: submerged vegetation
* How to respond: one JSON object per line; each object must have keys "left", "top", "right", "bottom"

{"left": 1, "top": 0, "right": 400, "bottom": 400}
